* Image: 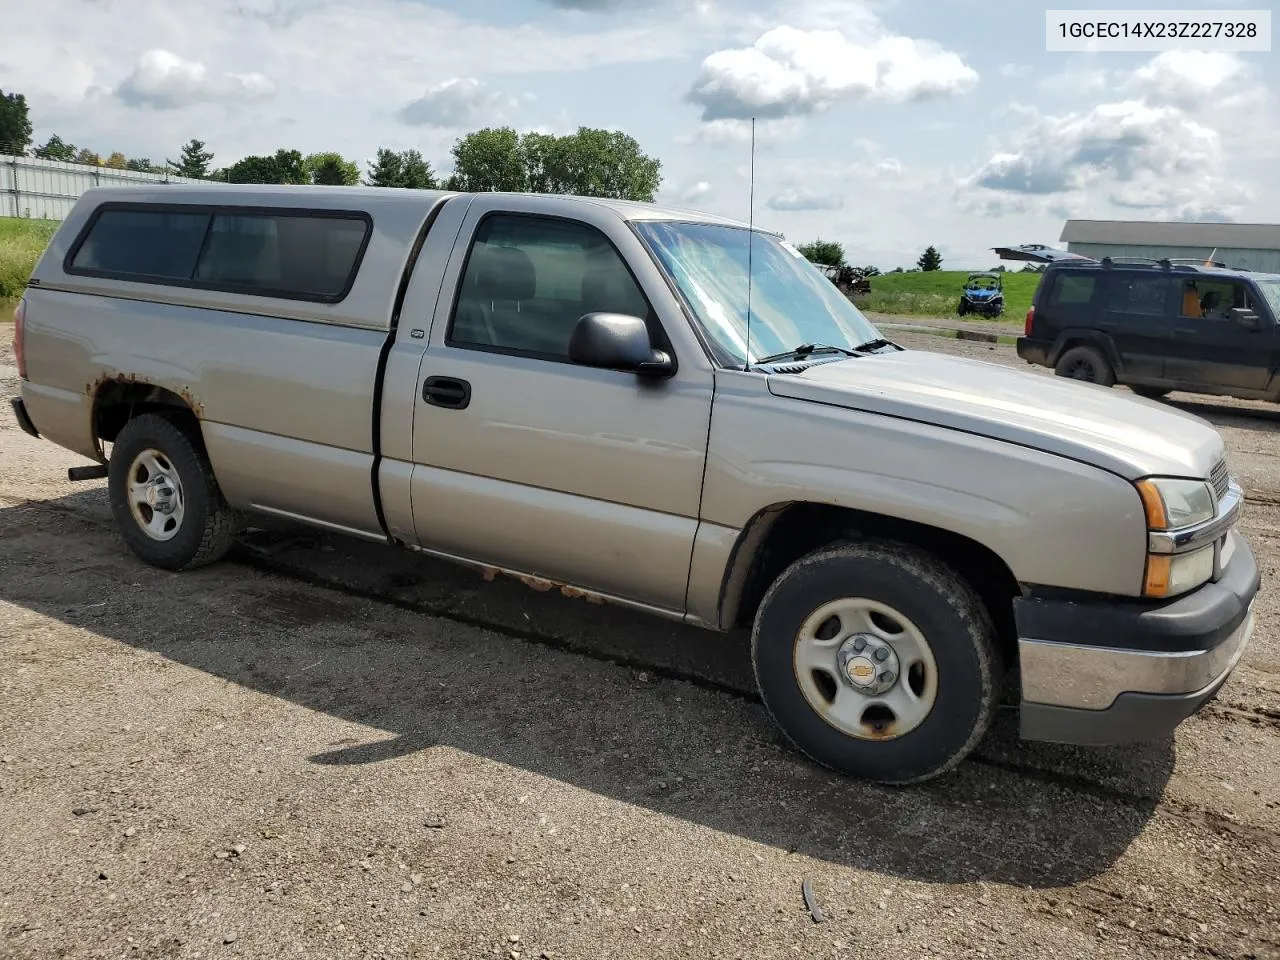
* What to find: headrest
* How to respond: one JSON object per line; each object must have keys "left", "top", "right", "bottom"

{"left": 471, "top": 244, "right": 536, "bottom": 301}
{"left": 580, "top": 249, "right": 648, "bottom": 318}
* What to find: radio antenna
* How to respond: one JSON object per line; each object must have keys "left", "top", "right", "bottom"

{"left": 745, "top": 116, "right": 756, "bottom": 370}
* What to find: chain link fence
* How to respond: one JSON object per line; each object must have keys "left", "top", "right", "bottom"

{"left": 1, "top": 150, "right": 208, "bottom": 220}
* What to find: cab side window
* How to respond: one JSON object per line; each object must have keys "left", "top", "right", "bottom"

{"left": 1179, "top": 279, "right": 1250, "bottom": 322}
{"left": 448, "top": 214, "right": 653, "bottom": 361}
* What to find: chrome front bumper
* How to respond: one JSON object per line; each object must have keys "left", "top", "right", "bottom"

{"left": 1019, "top": 603, "right": 1254, "bottom": 711}
{"left": 1014, "top": 528, "right": 1259, "bottom": 746}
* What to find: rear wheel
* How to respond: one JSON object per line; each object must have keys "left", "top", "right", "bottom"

{"left": 107, "top": 413, "right": 241, "bottom": 571}
{"left": 1131, "top": 385, "right": 1170, "bottom": 400}
{"left": 751, "top": 540, "right": 1001, "bottom": 784}
{"left": 1054, "top": 344, "right": 1115, "bottom": 387}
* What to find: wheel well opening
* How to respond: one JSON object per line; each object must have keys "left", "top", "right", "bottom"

{"left": 727, "top": 503, "right": 1020, "bottom": 666}
{"left": 94, "top": 381, "right": 201, "bottom": 445}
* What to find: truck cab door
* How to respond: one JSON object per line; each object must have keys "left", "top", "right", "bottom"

{"left": 404, "top": 196, "right": 716, "bottom": 615}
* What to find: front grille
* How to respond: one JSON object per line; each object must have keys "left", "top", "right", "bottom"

{"left": 1210, "top": 459, "right": 1231, "bottom": 501}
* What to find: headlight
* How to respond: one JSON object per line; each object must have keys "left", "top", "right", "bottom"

{"left": 1135, "top": 478, "right": 1217, "bottom": 598}
{"left": 1136, "top": 478, "right": 1215, "bottom": 530}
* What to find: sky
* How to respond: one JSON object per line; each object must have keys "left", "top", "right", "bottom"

{"left": 2, "top": 0, "right": 1278, "bottom": 269}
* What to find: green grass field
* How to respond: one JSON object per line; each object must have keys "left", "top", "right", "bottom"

{"left": 0, "top": 217, "right": 58, "bottom": 318}
{"left": 853, "top": 269, "right": 1043, "bottom": 323}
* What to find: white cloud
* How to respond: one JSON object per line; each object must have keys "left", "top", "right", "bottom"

{"left": 679, "top": 180, "right": 714, "bottom": 203}
{"left": 1126, "top": 51, "right": 1246, "bottom": 107}
{"left": 116, "top": 49, "right": 273, "bottom": 110}
{"left": 997, "top": 63, "right": 1032, "bottom": 80}
{"left": 680, "top": 116, "right": 803, "bottom": 148}
{"left": 687, "top": 25, "right": 978, "bottom": 121}
{"left": 964, "top": 98, "right": 1249, "bottom": 219}
{"left": 397, "top": 78, "right": 522, "bottom": 128}
{"left": 767, "top": 187, "right": 844, "bottom": 211}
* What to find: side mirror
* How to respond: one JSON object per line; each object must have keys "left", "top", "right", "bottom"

{"left": 1231, "top": 307, "right": 1261, "bottom": 329}
{"left": 568, "top": 312, "right": 674, "bottom": 377}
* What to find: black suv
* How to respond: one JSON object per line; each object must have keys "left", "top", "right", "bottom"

{"left": 1015, "top": 256, "right": 1280, "bottom": 401}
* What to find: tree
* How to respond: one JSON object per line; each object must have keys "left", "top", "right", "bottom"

{"left": 224, "top": 149, "right": 305, "bottom": 185}
{"left": 105, "top": 152, "right": 128, "bottom": 169}
{"left": 365, "top": 148, "right": 403, "bottom": 187}
{"left": 365, "top": 148, "right": 438, "bottom": 189}
{"left": 303, "top": 152, "right": 360, "bottom": 186}
{"left": 167, "top": 139, "right": 214, "bottom": 179}
{"left": 447, "top": 126, "right": 526, "bottom": 193}
{"left": 33, "top": 134, "right": 77, "bottom": 162}
{"left": 0, "top": 89, "right": 33, "bottom": 154}
{"left": 796, "top": 240, "right": 845, "bottom": 268}
{"left": 539, "top": 127, "right": 661, "bottom": 202}
{"left": 398, "top": 149, "right": 436, "bottom": 189}
{"left": 74, "top": 148, "right": 102, "bottom": 166}
{"left": 917, "top": 245, "right": 943, "bottom": 271}
{"left": 125, "top": 158, "right": 162, "bottom": 173}
{"left": 445, "top": 126, "right": 662, "bottom": 201}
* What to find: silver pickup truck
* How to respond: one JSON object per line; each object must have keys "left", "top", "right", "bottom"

{"left": 10, "top": 185, "right": 1259, "bottom": 784}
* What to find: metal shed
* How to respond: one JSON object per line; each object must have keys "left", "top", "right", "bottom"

{"left": 1061, "top": 220, "right": 1280, "bottom": 273}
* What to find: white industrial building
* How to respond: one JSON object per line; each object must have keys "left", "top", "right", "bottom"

{"left": 1061, "top": 220, "right": 1280, "bottom": 274}
{"left": 2, "top": 153, "right": 207, "bottom": 220}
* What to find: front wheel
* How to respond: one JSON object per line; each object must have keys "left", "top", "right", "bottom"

{"left": 751, "top": 540, "right": 1001, "bottom": 784}
{"left": 107, "top": 413, "right": 242, "bottom": 571}
{"left": 1131, "top": 385, "right": 1170, "bottom": 400}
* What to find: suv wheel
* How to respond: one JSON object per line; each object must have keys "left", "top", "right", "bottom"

{"left": 751, "top": 540, "right": 1001, "bottom": 784}
{"left": 107, "top": 413, "right": 242, "bottom": 571}
{"left": 1054, "top": 345, "right": 1115, "bottom": 387}
{"left": 1131, "top": 386, "right": 1170, "bottom": 400}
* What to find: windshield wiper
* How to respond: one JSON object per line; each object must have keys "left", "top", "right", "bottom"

{"left": 754, "top": 343, "right": 860, "bottom": 365}
{"left": 852, "top": 338, "right": 899, "bottom": 353}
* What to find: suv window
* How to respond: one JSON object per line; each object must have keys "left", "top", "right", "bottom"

{"left": 1178, "top": 277, "right": 1254, "bottom": 322}
{"left": 449, "top": 214, "right": 652, "bottom": 359}
{"left": 1048, "top": 273, "right": 1096, "bottom": 306}
{"left": 1108, "top": 274, "right": 1172, "bottom": 316}
{"left": 67, "top": 205, "right": 371, "bottom": 302}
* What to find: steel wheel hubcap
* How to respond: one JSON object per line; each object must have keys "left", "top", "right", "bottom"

{"left": 793, "top": 598, "right": 939, "bottom": 741}
{"left": 126, "top": 449, "right": 185, "bottom": 542}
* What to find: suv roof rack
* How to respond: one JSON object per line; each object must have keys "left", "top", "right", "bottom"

{"left": 1100, "top": 256, "right": 1231, "bottom": 270}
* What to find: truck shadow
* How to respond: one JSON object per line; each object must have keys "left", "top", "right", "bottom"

{"left": 0, "top": 488, "right": 1176, "bottom": 890}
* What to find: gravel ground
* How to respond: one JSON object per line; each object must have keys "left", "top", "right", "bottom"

{"left": 1, "top": 331, "right": 1278, "bottom": 960}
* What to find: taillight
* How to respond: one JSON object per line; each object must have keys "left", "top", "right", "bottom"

{"left": 1024, "top": 305, "right": 1035, "bottom": 337}
{"left": 12, "top": 297, "right": 25, "bottom": 380}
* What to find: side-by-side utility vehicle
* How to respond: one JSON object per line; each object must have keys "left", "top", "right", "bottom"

{"left": 11, "top": 186, "right": 1259, "bottom": 783}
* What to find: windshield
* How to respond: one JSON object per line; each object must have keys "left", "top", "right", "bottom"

{"left": 1256, "top": 279, "right": 1280, "bottom": 318}
{"left": 633, "top": 220, "right": 882, "bottom": 367}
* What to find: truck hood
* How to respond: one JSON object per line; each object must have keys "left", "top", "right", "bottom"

{"left": 768, "top": 351, "right": 1224, "bottom": 480}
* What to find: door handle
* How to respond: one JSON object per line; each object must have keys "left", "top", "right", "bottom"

{"left": 422, "top": 376, "right": 471, "bottom": 410}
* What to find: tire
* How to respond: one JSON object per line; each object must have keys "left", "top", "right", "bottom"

{"left": 1131, "top": 385, "right": 1170, "bottom": 400}
{"left": 107, "top": 412, "right": 241, "bottom": 571}
{"left": 956, "top": 300, "right": 968, "bottom": 316}
{"left": 751, "top": 539, "right": 1001, "bottom": 785}
{"left": 1054, "top": 344, "right": 1115, "bottom": 387}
